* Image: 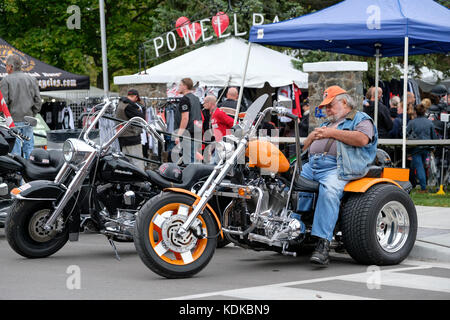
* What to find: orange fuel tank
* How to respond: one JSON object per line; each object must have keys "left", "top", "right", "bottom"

{"left": 245, "top": 140, "right": 290, "bottom": 173}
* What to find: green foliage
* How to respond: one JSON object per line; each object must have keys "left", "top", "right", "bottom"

{"left": 411, "top": 189, "right": 450, "bottom": 207}
{"left": 0, "top": 0, "right": 164, "bottom": 90}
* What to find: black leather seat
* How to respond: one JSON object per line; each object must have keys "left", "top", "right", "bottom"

{"left": 294, "top": 175, "right": 320, "bottom": 192}
{"left": 364, "top": 165, "right": 383, "bottom": 178}
{"left": 14, "top": 150, "right": 64, "bottom": 181}
{"left": 147, "top": 163, "right": 216, "bottom": 190}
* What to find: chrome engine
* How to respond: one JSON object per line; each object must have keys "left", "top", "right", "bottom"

{"left": 93, "top": 190, "right": 138, "bottom": 241}
{"left": 225, "top": 177, "right": 306, "bottom": 255}
{"left": 102, "top": 209, "right": 136, "bottom": 241}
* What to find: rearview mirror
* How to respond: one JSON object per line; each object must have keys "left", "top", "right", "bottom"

{"left": 24, "top": 116, "right": 38, "bottom": 127}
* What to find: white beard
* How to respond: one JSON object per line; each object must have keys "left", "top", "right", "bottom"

{"left": 326, "top": 109, "right": 349, "bottom": 123}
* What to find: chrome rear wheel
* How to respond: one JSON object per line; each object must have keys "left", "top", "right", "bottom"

{"left": 341, "top": 184, "right": 417, "bottom": 265}
{"left": 376, "top": 201, "right": 410, "bottom": 253}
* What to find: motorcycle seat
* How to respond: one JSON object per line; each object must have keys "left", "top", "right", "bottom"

{"left": 13, "top": 150, "right": 64, "bottom": 181}
{"left": 294, "top": 175, "right": 320, "bottom": 192}
{"left": 364, "top": 165, "right": 383, "bottom": 178}
{"left": 147, "top": 163, "right": 216, "bottom": 190}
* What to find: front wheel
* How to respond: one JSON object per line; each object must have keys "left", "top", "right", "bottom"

{"left": 134, "top": 192, "right": 218, "bottom": 279}
{"left": 341, "top": 184, "right": 417, "bottom": 265}
{"left": 6, "top": 200, "right": 69, "bottom": 258}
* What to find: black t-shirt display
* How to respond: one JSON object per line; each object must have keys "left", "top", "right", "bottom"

{"left": 40, "top": 102, "right": 66, "bottom": 130}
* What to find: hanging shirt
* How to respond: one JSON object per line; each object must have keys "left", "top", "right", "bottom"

{"left": 165, "top": 105, "right": 175, "bottom": 133}
{"left": 292, "top": 84, "right": 302, "bottom": 117}
{"left": 61, "top": 105, "right": 75, "bottom": 129}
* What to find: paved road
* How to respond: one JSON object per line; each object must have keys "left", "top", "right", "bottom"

{"left": 1, "top": 229, "right": 449, "bottom": 300}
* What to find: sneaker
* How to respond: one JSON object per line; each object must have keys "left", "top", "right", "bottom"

{"left": 310, "top": 238, "right": 330, "bottom": 267}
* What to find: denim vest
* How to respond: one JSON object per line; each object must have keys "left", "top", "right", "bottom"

{"left": 321, "top": 109, "right": 378, "bottom": 181}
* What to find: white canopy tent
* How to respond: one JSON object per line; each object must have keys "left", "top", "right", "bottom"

{"left": 114, "top": 37, "right": 308, "bottom": 89}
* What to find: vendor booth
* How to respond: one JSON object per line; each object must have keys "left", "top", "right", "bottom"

{"left": 0, "top": 38, "right": 90, "bottom": 91}
{"left": 0, "top": 38, "right": 89, "bottom": 91}
{"left": 0, "top": 38, "right": 96, "bottom": 149}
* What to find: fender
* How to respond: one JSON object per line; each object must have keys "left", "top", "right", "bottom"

{"left": 164, "top": 187, "right": 223, "bottom": 238}
{"left": 10, "top": 180, "right": 81, "bottom": 239}
{"left": 344, "top": 177, "right": 402, "bottom": 193}
{"left": 344, "top": 168, "right": 409, "bottom": 193}
{"left": 11, "top": 180, "right": 66, "bottom": 201}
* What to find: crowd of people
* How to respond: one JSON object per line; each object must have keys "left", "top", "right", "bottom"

{"left": 361, "top": 85, "right": 447, "bottom": 192}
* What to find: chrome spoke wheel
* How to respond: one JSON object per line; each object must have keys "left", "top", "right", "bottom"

{"left": 376, "top": 201, "right": 410, "bottom": 253}
{"left": 149, "top": 203, "right": 208, "bottom": 265}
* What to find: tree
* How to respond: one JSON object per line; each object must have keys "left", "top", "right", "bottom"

{"left": 0, "top": 0, "right": 164, "bottom": 89}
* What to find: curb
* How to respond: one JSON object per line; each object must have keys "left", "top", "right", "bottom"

{"left": 409, "top": 241, "right": 450, "bottom": 263}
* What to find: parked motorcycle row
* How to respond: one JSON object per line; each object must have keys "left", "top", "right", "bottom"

{"left": 1, "top": 94, "right": 418, "bottom": 279}
{"left": 426, "top": 99, "right": 450, "bottom": 189}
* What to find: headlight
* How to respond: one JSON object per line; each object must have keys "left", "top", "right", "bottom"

{"left": 63, "top": 140, "right": 74, "bottom": 163}
{"left": 216, "top": 141, "right": 234, "bottom": 162}
{"left": 62, "top": 138, "right": 95, "bottom": 164}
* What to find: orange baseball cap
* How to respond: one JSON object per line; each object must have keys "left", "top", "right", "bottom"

{"left": 319, "top": 86, "right": 347, "bottom": 107}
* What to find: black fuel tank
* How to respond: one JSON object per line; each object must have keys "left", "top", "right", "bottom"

{"left": 97, "top": 155, "right": 148, "bottom": 183}
{"left": 0, "top": 156, "right": 23, "bottom": 173}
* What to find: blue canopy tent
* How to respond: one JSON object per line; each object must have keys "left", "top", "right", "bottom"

{"left": 235, "top": 0, "right": 450, "bottom": 168}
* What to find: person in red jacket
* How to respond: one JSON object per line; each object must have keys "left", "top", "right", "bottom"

{"left": 203, "top": 95, "right": 234, "bottom": 163}
{"left": 0, "top": 91, "right": 15, "bottom": 128}
{"left": 203, "top": 95, "right": 234, "bottom": 142}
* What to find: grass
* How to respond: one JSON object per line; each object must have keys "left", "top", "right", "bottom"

{"left": 410, "top": 187, "right": 450, "bottom": 207}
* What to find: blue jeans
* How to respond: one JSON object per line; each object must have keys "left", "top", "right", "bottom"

{"left": 300, "top": 154, "right": 349, "bottom": 241}
{"left": 11, "top": 122, "right": 34, "bottom": 159}
{"left": 411, "top": 149, "right": 428, "bottom": 190}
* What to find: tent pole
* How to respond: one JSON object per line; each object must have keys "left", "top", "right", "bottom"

{"left": 374, "top": 45, "right": 380, "bottom": 128}
{"left": 99, "top": 0, "right": 109, "bottom": 97}
{"left": 234, "top": 42, "right": 252, "bottom": 126}
{"left": 402, "top": 37, "right": 409, "bottom": 169}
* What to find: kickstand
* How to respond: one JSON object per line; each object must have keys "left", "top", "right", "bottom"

{"left": 108, "top": 238, "right": 121, "bottom": 261}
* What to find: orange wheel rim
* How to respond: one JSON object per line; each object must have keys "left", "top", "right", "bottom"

{"left": 148, "top": 203, "right": 208, "bottom": 265}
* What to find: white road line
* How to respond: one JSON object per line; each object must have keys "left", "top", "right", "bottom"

{"left": 216, "top": 286, "right": 377, "bottom": 300}
{"left": 268, "top": 265, "right": 434, "bottom": 288}
{"left": 165, "top": 265, "right": 433, "bottom": 300}
{"left": 340, "top": 272, "right": 450, "bottom": 293}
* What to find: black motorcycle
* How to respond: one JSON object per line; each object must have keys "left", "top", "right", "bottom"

{"left": 0, "top": 117, "right": 64, "bottom": 227}
{"left": 5, "top": 98, "right": 226, "bottom": 259}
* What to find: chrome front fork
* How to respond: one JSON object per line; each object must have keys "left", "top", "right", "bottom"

{"left": 44, "top": 153, "right": 97, "bottom": 230}
{"left": 176, "top": 139, "right": 247, "bottom": 237}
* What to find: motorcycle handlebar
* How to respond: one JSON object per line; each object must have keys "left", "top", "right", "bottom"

{"left": 10, "top": 127, "right": 31, "bottom": 141}
{"left": 283, "top": 113, "right": 299, "bottom": 121}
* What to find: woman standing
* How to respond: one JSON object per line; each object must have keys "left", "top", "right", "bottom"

{"left": 406, "top": 103, "right": 438, "bottom": 193}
